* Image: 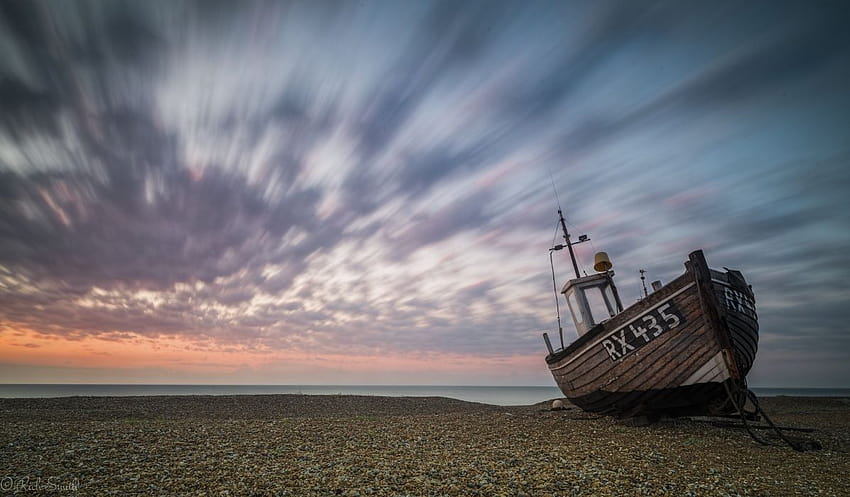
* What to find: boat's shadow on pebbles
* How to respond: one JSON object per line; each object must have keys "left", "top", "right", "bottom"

{"left": 536, "top": 396, "right": 842, "bottom": 452}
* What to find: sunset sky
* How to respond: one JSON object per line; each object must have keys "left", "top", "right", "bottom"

{"left": 1, "top": 0, "right": 848, "bottom": 387}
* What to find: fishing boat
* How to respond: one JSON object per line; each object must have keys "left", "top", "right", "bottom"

{"left": 543, "top": 209, "right": 758, "bottom": 419}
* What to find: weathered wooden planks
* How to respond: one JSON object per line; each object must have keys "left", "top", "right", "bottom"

{"left": 545, "top": 250, "right": 759, "bottom": 418}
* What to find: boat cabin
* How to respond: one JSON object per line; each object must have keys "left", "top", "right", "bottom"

{"left": 562, "top": 273, "right": 620, "bottom": 336}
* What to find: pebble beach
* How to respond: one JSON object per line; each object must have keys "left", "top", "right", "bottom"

{"left": 1, "top": 395, "right": 848, "bottom": 496}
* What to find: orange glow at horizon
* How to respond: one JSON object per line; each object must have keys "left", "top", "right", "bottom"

{"left": 0, "top": 325, "right": 544, "bottom": 382}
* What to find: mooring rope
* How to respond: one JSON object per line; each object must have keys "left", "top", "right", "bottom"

{"left": 745, "top": 389, "right": 808, "bottom": 451}
{"left": 723, "top": 381, "right": 772, "bottom": 446}
{"left": 723, "top": 381, "right": 806, "bottom": 451}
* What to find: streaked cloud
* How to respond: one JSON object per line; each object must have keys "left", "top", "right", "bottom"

{"left": 0, "top": 0, "right": 848, "bottom": 386}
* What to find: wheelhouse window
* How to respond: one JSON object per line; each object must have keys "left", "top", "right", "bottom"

{"left": 585, "top": 285, "right": 614, "bottom": 324}
{"left": 567, "top": 290, "right": 583, "bottom": 325}
{"left": 561, "top": 273, "right": 620, "bottom": 337}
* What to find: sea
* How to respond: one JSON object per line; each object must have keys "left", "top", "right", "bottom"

{"left": 1, "top": 385, "right": 849, "bottom": 405}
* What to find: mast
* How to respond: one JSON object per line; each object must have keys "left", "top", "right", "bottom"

{"left": 558, "top": 209, "right": 581, "bottom": 279}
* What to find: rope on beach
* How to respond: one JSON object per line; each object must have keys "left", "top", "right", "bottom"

{"left": 723, "top": 382, "right": 808, "bottom": 452}
{"left": 745, "top": 389, "right": 815, "bottom": 451}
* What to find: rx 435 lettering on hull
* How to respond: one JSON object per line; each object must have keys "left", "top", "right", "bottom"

{"left": 601, "top": 302, "right": 685, "bottom": 361}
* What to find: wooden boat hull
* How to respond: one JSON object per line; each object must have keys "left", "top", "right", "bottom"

{"left": 546, "top": 250, "right": 758, "bottom": 418}
{"left": 711, "top": 268, "right": 758, "bottom": 377}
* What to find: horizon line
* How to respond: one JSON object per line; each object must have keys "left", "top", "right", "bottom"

{"left": 2, "top": 383, "right": 849, "bottom": 389}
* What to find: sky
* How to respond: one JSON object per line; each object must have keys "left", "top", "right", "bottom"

{"left": 0, "top": 0, "right": 848, "bottom": 387}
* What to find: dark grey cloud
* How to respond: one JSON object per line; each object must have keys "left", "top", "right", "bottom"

{"left": 501, "top": 1, "right": 666, "bottom": 120}
{"left": 0, "top": 0, "right": 164, "bottom": 131}
{"left": 390, "top": 192, "right": 493, "bottom": 258}
{"left": 0, "top": 0, "right": 49, "bottom": 49}
{"left": 0, "top": 78, "right": 62, "bottom": 139}
{"left": 396, "top": 145, "right": 488, "bottom": 200}
{"left": 340, "top": 1, "right": 518, "bottom": 215}
{"left": 555, "top": 2, "right": 850, "bottom": 155}
{"left": 354, "top": 1, "right": 506, "bottom": 161}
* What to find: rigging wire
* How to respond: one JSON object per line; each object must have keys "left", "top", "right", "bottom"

{"left": 546, "top": 167, "right": 566, "bottom": 349}
{"left": 551, "top": 221, "right": 559, "bottom": 251}
{"left": 547, "top": 166, "right": 562, "bottom": 211}
{"left": 549, "top": 248, "right": 564, "bottom": 349}
{"left": 576, "top": 246, "right": 587, "bottom": 276}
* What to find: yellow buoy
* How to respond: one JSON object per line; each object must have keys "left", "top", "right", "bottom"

{"left": 594, "top": 252, "right": 613, "bottom": 272}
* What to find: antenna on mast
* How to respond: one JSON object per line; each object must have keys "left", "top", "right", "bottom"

{"left": 547, "top": 169, "right": 588, "bottom": 280}
{"left": 557, "top": 209, "right": 584, "bottom": 280}
{"left": 640, "top": 269, "right": 649, "bottom": 298}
